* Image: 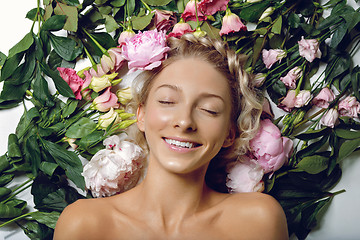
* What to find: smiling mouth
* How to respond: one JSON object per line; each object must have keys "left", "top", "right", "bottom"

{"left": 163, "top": 138, "right": 201, "bottom": 149}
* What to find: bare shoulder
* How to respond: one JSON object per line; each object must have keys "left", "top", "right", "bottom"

{"left": 222, "top": 192, "right": 289, "bottom": 240}
{"left": 54, "top": 198, "right": 114, "bottom": 240}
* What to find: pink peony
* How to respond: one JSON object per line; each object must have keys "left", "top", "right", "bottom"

{"left": 279, "top": 90, "right": 297, "bottom": 112}
{"left": 294, "top": 90, "right": 311, "bottom": 108}
{"left": 338, "top": 96, "right": 360, "bottom": 118}
{"left": 168, "top": 20, "right": 195, "bottom": 38}
{"left": 122, "top": 29, "right": 170, "bottom": 72}
{"left": 250, "top": 119, "right": 293, "bottom": 174}
{"left": 198, "top": 0, "right": 229, "bottom": 16}
{"left": 226, "top": 157, "right": 265, "bottom": 193}
{"left": 280, "top": 67, "right": 302, "bottom": 89}
{"left": 219, "top": 9, "right": 247, "bottom": 36}
{"left": 320, "top": 108, "right": 339, "bottom": 128}
{"left": 57, "top": 67, "right": 84, "bottom": 100}
{"left": 262, "top": 49, "right": 286, "bottom": 69}
{"left": 82, "top": 135, "right": 145, "bottom": 197}
{"left": 298, "top": 36, "right": 322, "bottom": 62}
{"left": 152, "top": 9, "right": 177, "bottom": 32}
{"left": 312, "top": 87, "right": 336, "bottom": 108}
{"left": 181, "top": 0, "right": 207, "bottom": 22}
{"left": 91, "top": 87, "right": 119, "bottom": 112}
{"left": 118, "top": 29, "right": 136, "bottom": 46}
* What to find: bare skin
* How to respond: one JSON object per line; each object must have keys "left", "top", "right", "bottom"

{"left": 54, "top": 59, "right": 288, "bottom": 240}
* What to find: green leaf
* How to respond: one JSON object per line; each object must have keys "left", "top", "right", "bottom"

{"left": 132, "top": 12, "right": 155, "bottom": 30}
{"left": 77, "top": 130, "right": 104, "bottom": 150}
{"left": 142, "top": 0, "right": 172, "bottom": 6}
{"left": 40, "top": 63, "right": 75, "bottom": 98}
{"left": 48, "top": 33, "right": 83, "bottom": 62}
{"left": 54, "top": 3, "right": 79, "bottom": 32}
{"left": 338, "top": 138, "right": 360, "bottom": 162}
{"left": 352, "top": 66, "right": 360, "bottom": 101}
{"left": 41, "top": 139, "right": 85, "bottom": 190}
{"left": 24, "top": 135, "right": 42, "bottom": 177}
{"left": 104, "top": 15, "right": 119, "bottom": 32}
{"left": 26, "top": 8, "right": 45, "bottom": 21}
{"left": 62, "top": 99, "right": 78, "bottom": 118}
{"left": 65, "top": 117, "right": 98, "bottom": 138}
{"left": 335, "top": 128, "right": 360, "bottom": 139}
{"left": 0, "top": 52, "right": 24, "bottom": 82}
{"left": 0, "top": 202, "right": 22, "bottom": 218}
{"left": 0, "top": 174, "right": 14, "bottom": 187}
{"left": 41, "top": 15, "right": 67, "bottom": 31}
{"left": 296, "top": 155, "right": 329, "bottom": 174}
{"left": 272, "top": 16, "right": 282, "bottom": 35}
{"left": 39, "top": 162, "right": 59, "bottom": 177}
{"left": 7, "top": 134, "right": 22, "bottom": 158}
{"left": 8, "top": 33, "right": 34, "bottom": 58}
{"left": 33, "top": 68, "right": 55, "bottom": 107}
{"left": 330, "top": 21, "right": 347, "bottom": 48}
{"left": 110, "top": 0, "right": 125, "bottom": 7}
{"left": 36, "top": 188, "right": 69, "bottom": 211}
{"left": 296, "top": 127, "right": 331, "bottom": 140}
{"left": 239, "top": 1, "right": 271, "bottom": 22}
{"left": 296, "top": 135, "right": 330, "bottom": 159}
{"left": 31, "top": 211, "right": 61, "bottom": 229}
{"left": 0, "top": 155, "right": 10, "bottom": 173}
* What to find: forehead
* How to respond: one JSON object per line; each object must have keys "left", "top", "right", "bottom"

{"left": 150, "top": 58, "right": 231, "bottom": 97}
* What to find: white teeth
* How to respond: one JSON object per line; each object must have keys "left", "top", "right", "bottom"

{"left": 165, "top": 138, "right": 194, "bottom": 148}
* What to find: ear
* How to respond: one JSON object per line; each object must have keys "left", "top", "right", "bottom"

{"left": 136, "top": 105, "right": 145, "bottom": 132}
{"left": 222, "top": 127, "right": 235, "bottom": 148}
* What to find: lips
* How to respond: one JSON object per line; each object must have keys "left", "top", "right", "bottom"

{"left": 163, "top": 137, "right": 201, "bottom": 149}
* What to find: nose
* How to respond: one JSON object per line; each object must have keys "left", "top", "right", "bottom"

{"left": 173, "top": 108, "right": 197, "bottom": 132}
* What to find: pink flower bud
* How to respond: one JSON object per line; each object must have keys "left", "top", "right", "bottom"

{"left": 320, "top": 108, "right": 339, "bottom": 128}
{"left": 198, "top": 0, "right": 229, "bottom": 16}
{"left": 181, "top": 0, "right": 206, "bottom": 22}
{"left": 57, "top": 67, "right": 84, "bottom": 100}
{"left": 168, "top": 20, "right": 194, "bottom": 38}
{"left": 338, "top": 96, "right": 360, "bottom": 118}
{"left": 294, "top": 90, "right": 311, "bottom": 108}
{"left": 91, "top": 87, "right": 119, "bottom": 112}
{"left": 280, "top": 67, "right": 302, "bottom": 89}
{"left": 262, "top": 49, "right": 286, "bottom": 69}
{"left": 298, "top": 36, "right": 322, "bottom": 62}
{"left": 219, "top": 9, "right": 247, "bottom": 36}
{"left": 312, "top": 87, "right": 336, "bottom": 108}
{"left": 279, "top": 90, "right": 297, "bottom": 112}
{"left": 118, "top": 29, "right": 136, "bottom": 45}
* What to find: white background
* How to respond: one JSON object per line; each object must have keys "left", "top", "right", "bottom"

{"left": 0, "top": 1, "right": 359, "bottom": 239}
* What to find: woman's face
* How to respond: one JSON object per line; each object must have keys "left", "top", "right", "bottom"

{"left": 137, "top": 58, "right": 234, "bottom": 175}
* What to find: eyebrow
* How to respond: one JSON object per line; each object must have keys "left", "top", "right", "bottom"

{"left": 155, "top": 84, "right": 225, "bottom": 102}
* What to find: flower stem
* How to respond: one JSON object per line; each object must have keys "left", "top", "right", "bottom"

{"left": 140, "top": 0, "right": 152, "bottom": 12}
{"left": 1, "top": 178, "right": 33, "bottom": 204}
{"left": 82, "top": 28, "right": 108, "bottom": 56}
{"left": 0, "top": 212, "right": 33, "bottom": 228}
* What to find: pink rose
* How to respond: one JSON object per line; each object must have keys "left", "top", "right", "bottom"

{"left": 168, "top": 20, "right": 194, "bottom": 38}
{"left": 82, "top": 136, "right": 145, "bottom": 197}
{"left": 250, "top": 119, "right": 293, "bottom": 174}
{"left": 262, "top": 49, "right": 286, "bottom": 69}
{"left": 261, "top": 97, "right": 274, "bottom": 119}
{"left": 181, "top": 0, "right": 206, "bottom": 22}
{"left": 298, "top": 36, "right": 322, "bottom": 62}
{"left": 280, "top": 67, "right": 302, "bottom": 89}
{"left": 312, "top": 87, "right": 336, "bottom": 108}
{"left": 122, "top": 29, "right": 170, "bottom": 72}
{"left": 320, "top": 108, "right": 339, "bottom": 128}
{"left": 279, "top": 90, "right": 297, "bottom": 112}
{"left": 338, "top": 96, "right": 360, "bottom": 118}
{"left": 91, "top": 87, "right": 119, "bottom": 112}
{"left": 57, "top": 67, "right": 84, "bottom": 100}
{"left": 219, "top": 9, "right": 247, "bottom": 36}
{"left": 226, "top": 157, "right": 265, "bottom": 193}
{"left": 294, "top": 90, "right": 311, "bottom": 108}
{"left": 198, "top": 0, "right": 229, "bottom": 16}
{"left": 152, "top": 9, "right": 177, "bottom": 32}
{"left": 118, "top": 29, "right": 136, "bottom": 46}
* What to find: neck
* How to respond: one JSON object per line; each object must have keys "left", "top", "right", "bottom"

{"left": 135, "top": 156, "right": 212, "bottom": 230}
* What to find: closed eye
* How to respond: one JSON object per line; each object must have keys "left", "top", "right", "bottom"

{"left": 158, "top": 100, "right": 174, "bottom": 104}
{"left": 201, "top": 108, "right": 218, "bottom": 116}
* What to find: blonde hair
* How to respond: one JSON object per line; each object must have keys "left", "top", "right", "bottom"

{"left": 128, "top": 34, "right": 263, "bottom": 191}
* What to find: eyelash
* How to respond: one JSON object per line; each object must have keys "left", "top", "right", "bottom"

{"left": 202, "top": 108, "right": 218, "bottom": 116}
{"left": 158, "top": 100, "right": 174, "bottom": 104}
{"left": 158, "top": 101, "right": 218, "bottom": 115}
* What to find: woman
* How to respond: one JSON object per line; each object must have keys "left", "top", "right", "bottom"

{"left": 54, "top": 34, "right": 288, "bottom": 239}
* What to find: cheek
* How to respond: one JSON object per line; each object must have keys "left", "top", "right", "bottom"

{"left": 145, "top": 106, "right": 173, "bottom": 130}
